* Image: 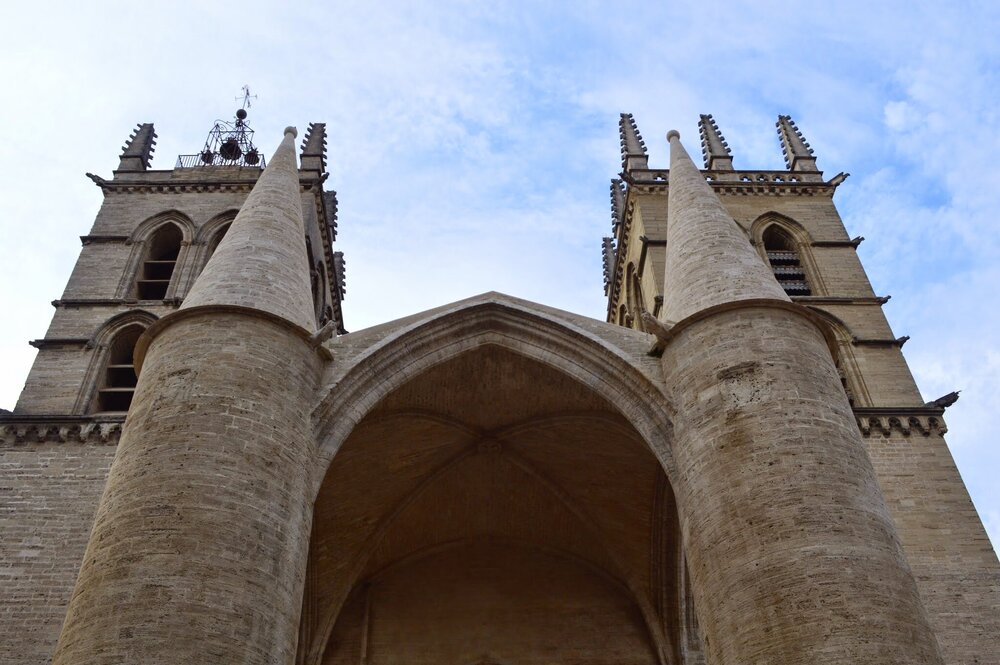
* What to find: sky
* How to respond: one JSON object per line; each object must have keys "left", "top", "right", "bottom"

{"left": 0, "top": 2, "right": 997, "bottom": 551}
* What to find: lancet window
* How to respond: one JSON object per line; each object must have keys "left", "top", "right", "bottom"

{"left": 135, "top": 223, "right": 182, "bottom": 299}
{"left": 91, "top": 324, "right": 143, "bottom": 413}
{"left": 762, "top": 225, "right": 811, "bottom": 296}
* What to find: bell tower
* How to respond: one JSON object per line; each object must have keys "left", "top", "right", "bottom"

{"left": 10, "top": 106, "right": 345, "bottom": 420}
{"left": 0, "top": 107, "right": 346, "bottom": 663}
{"left": 604, "top": 113, "right": 999, "bottom": 665}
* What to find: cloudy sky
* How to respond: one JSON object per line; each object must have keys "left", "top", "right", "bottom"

{"left": 1, "top": 2, "right": 997, "bottom": 550}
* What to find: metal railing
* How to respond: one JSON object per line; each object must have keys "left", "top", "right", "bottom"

{"left": 175, "top": 153, "right": 266, "bottom": 169}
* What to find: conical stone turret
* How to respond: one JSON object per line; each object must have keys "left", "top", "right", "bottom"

{"left": 54, "top": 128, "right": 326, "bottom": 665}
{"left": 662, "top": 130, "right": 787, "bottom": 324}
{"left": 658, "top": 131, "right": 944, "bottom": 665}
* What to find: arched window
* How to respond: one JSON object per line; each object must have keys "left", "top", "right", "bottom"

{"left": 91, "top": 324, "right": 143, "bottom": 413}
{"left": 135, "top": 223, "right": 182, "bottom": 299}
{"left": 762, "top": 225, "right": 811, "bottom": 296}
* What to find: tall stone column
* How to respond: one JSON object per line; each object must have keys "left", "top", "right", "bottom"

{"left": 659, "top": 131, "right": 943, "bottom": 664}
{"left": 54, "top": 128, "right": 325, "bottom": 665}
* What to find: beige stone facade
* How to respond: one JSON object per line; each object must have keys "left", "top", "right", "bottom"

{"left": 1, "top": 113, "right": 997, "bottom": 665}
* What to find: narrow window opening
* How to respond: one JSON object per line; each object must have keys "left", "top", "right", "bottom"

{"left": 93, "top": 325, "right": 143, "bottom": 413}
{"left": 763, "top": 226, "right": 811, "bottom": 296}
{"left": 136, "top": 224, "right": 182, "bottom": 299}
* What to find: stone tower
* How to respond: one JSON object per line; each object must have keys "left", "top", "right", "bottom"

{"left": 1, "top": 112, "right": 997, "bottom": 665}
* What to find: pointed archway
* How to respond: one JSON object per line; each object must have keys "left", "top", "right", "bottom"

{"left": 305, "top": 294, "right": 696, "bottom": 665}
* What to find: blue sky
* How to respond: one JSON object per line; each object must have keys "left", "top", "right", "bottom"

{"left": 1, "top": 2, "right": 997, "bottom": 551}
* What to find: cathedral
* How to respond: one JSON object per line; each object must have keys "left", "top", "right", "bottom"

{"left": 1, "top": 108, "right": 997, "bottom": 665}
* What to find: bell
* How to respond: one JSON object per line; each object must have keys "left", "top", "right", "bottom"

{"left": 244, "top": 149, "right": 259, "bottom": 165}
{"left": 200, "top": 150, "right": 214, "bottom": 164}
{"left": 220, "top": 138, "right": 242, "bottom": 161}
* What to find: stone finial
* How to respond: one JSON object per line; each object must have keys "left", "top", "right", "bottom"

{"left": 619, "top": 113, "right": 649, "bottom": 172}
{"left": 117, "top": 123, "right": 156, "bottom": 171}
{"left": 300, "top": 122, "right": 328, "bottom": 173}
{"left": 609, "top": 179, "right": 626, "bottom": 231}
{"left": 182, "top": 128, "right": 317, "bottom": 331}
{"left": 602, "top": 237, "right": 616, "bottom": 295}
{"left": 776, "top": 115, "right": 818, "bottom": 172}
{"left": 662, "top": 131, "right": 788, "bottom": 323}
{"left": 698, "top": 114, "right": 734, "bottom": 170}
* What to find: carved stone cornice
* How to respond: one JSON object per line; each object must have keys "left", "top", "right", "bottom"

{"left": 86, "top": 171, "right": 322, "bottom": 196}
{"left": 852, "top": 335, "right": 909, "bottom": 348}
{"left": 0, "top": 415, "right": 125, "bottom": 445}
{"left": 80, "top": 234, "right": 128, "bottom": 245}
{"left": 793, "top": 295, "right": 890, "bottom": 305}
{"left": 29, "top": 338, "right": 90, "bottom": 349}
{"left": 620, "top": 169, "right": 840, "bottom": 197}
{"left": 52, "top": 298, "right": 181, "bottom": 308}
{"left": 853, "top": 407, "right": 947, "bottom": 438}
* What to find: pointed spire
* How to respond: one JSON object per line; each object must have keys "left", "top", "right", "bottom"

{"left": 698, "top": 114, "right": 733, "bottom": 170}
{"left": 602, "top": 237, "right": 616, "bottom": 295}
{"left": 609, "top": 178, "right": 626, "bottom": 231}
{"left": 117, "top": 123, "right": 156, "bottom": 171}
{"left": 300, "top": 122, "right": 328, "bottom": 173}
{"left": 182, "top": 127, "right": 317, "bottom": 331}
{"left": 619, "top": 113, "right": 649, "bottom": 172}
{"left": 776, "top": 115, "right": 818, "bottom": 172}
{"left": 662, "top": 130, "right": 788, "bottom": 323}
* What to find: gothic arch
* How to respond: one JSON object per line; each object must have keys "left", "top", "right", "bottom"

{"left": 195, "top": 209, "right": 239, "bottom": 245}
{"left": 117, "top": 212, "right": 195, "bottom": 299}
{"left": 74, "top": 309, "right": 159, "bottom": 414}
{"left": 802, "top": 306, "right": 873, "bottom": 407}
{"left": 749, "top": 212, "right": 825, "bottom": 296}
{"left": 313, "top": 294, "right": 676, "bottom": 485}
{"left": 126, "top": 210, "right": 195, "bottom": 244}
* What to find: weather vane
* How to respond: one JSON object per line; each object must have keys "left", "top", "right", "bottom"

{"left": 236, "top": 85, "right": 258, "bottom": 110}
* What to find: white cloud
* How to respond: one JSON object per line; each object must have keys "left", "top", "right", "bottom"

{"left": 0, "top": 1, "right": 997, "bottom": 557}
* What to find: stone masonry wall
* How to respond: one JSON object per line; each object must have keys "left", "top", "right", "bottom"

{"left": 0, "top": 443, "right": 116, "bottom": 664}
{"left": 864, "top": 431, "right": 1000, "bottom": 665}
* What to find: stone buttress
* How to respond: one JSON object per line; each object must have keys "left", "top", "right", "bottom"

{"left": 53, "top": 128, "right": 326, "bottom": 665}
{"left": 657, "top": 131, "right": 944, "bottom": 664}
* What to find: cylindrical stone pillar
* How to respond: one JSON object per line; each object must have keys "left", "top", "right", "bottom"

{"left": 53, "top": 312, "right": 322, "bottom": 664}
{"left": 663, "top": 305, "right": 943, "bottom": 664}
